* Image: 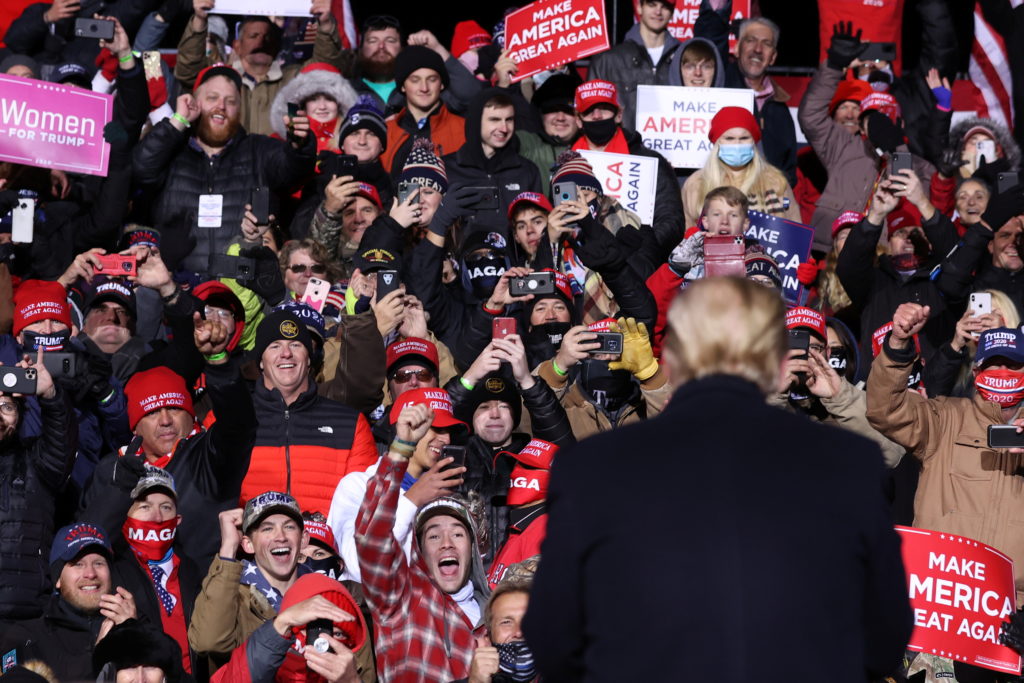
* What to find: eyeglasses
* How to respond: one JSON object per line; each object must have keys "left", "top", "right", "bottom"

{"left": 809, "top": 343, "right": 826, "bottom": 355}
{"left": 0, "top": 402, "right": 18, "bottom": 415}
{"left": 391, "top": 369, "right": 435, "bottom": 383}
{"left": 287, "top": 263, "right": 327, "bottom": 275}
{"left": 204, "top": 307, "right": 235, "bottom": 321}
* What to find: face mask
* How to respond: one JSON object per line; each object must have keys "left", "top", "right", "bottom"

{"left": 890, "top": 253, "right": 923, "bottom": 272}
{"left": 578, "top": 358, "right": 634, "bottom": 412}
{"left": 718, "top": 143, "right": 755, "bottom": 167}
{"left": 465, "top": 256, "right": 506, "bottom": 299}
{"left": 301, "top": 555, "right": 343, "bottom": 581}
{"left": 123, "top": 516, "right": 179, "bottom": 561}
{"left": 507, "top": 464, "right": 548, "bottom": 506}
{"left": 828, "top": 347, "right": 849, "bottom": 373}
{"left": 975, "top": 367, "right": 1024, "bottom": 406}
{"left": 581, "top": 117, "right": 618, "bottom": 146}
{"left": 21, "top": 329, "right": 70, "bottom": 351}
{"left": 526, "top": 321, "right": 572, "bottom": 350}
{"left": 495, "top": 641, "right": 537, "bottom": 682}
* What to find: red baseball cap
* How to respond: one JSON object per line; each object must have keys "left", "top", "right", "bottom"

{"left": 305, "top": 520, "right": 337, "bottom": 554}
{"left": 860, "top": 92, "right": 900, "bottom": 123}
{"left": 354, "top": 182, "right": 383, "bottom": 210}
{"left": 386, "top": 337, "right": 440, "bottom": 374}
{"left": 507, "top": 191, "right": 554, "bottom": 220}
{"left": 831, "top": 211, "right": 863, "bottom": 239}
{"left": 389, "top": 387, "right": 468, "bottom": 432}
{"left": 785, "top": 306, "right": 827, "bottom": 341}
{"left": 494, "top": 438, "right": 557, "bottom": 470}
{"left": 574, "top": 80, "right": 619, "bottom": 115}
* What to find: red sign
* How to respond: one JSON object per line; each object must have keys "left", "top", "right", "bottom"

{"left": 0, "top": 74, "right": 112, "bottom": 176}
{"left": 505, "top": 0, "right": 609, "bottom": 83}
{"left": 897, "top": 526, "right": 1021, "bottom": 675}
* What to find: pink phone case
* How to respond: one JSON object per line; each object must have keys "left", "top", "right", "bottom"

{"left": 301, "top": 277, "right": 330, "bottom": 312}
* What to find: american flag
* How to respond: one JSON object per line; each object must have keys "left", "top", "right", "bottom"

{"left": 332, "top": 0, "right": 357, "bottom": 49}
{"left": 969, "top": 0, "right": 1023, "bottom": 129}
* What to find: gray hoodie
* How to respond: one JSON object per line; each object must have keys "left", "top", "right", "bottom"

{"left": 667, "top": 36, "right": 726, "bottom": 88}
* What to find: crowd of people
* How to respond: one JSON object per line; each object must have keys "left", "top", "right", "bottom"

{"left": 2, "top": 0, "right": 1024, "bottom": 680}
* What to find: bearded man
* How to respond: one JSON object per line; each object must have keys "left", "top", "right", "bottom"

{"left": 133, "top": 65, "right": 317, "bottom": 278}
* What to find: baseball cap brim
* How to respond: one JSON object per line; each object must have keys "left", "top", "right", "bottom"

{"left": 244, "top": 505, "right": 304, "bottom": 534}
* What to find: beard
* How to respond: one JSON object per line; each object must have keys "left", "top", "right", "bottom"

{"left": 197, "top": 112, "right": 241, "bottom": 147}
{"left": 357, "top": 52, "right": 396, "bottom": 82}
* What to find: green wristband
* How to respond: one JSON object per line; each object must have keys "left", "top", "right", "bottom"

{"left": 459, "top": 376, "right": 475, "bottom": 391}
{"left": 171, "top": 113, "right": 191, "bottom": 128}
{"left": 118, "top": 52, "right": 134, "bottom": 63}
{"left": 551, "top": 359, "right": 568, "bottom": 377}
{"left": 205, "top": 351, "right": 227, "bottom": 362}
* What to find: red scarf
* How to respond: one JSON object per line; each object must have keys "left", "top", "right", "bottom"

{"left": 572, "top": 127, "right": 630, "bottom": 155}
{"left": 118, "top": 424, "right": 202, "bottom": 467}
{"left": 309, "top": 118, "right": 339, "bottom": 154}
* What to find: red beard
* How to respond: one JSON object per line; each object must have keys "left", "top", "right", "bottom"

{"left": 197, "top": 111, "right": 240, "bottom": 147}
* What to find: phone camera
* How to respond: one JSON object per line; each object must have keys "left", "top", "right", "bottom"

{"left": 313, "top": 636, "right": 330, "bottom": 653}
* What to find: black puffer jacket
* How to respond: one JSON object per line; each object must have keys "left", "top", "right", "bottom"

{"left": 0, "top": 389, "right": 76, "bottom": 620}
{"left": 441, "top": 87, "right": 543, "bottom": 232}
{"left": 937, "top": 221, "right": 1024, "bottom": 314}
{"left": 0, "top": 595, "right": 106, "bottom": 682}
{"left": 131, "top": 120, "right": 316, "bottom": 275}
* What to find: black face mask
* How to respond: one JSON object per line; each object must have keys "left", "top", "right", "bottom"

{"left": 581, "top": 117, "right": 618, "bottom": 146}
{"left": 301, "top": 556, "right": 343, "bottom": 581}
{"left": 464, "top": 256, "right": 506, "bottom": 300}
{"left": 578, "top": 358, "right": 634, "bottom": 412}
{"left": 828, "top": 347, "right": 849, "bottom": 374}
{"left": 21, "top": 329, "right": 70, "bottom": 351}
{"left": 526, "top": 321, "right": 571, "bottom": 350}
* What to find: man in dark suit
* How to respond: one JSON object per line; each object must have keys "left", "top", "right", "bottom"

{"left": 523, "top": 277, "right": 913, "bottom": 682}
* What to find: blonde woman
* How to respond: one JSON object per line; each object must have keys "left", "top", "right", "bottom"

{"left": 681, "top": 106, "right": 800, "bottom": 228}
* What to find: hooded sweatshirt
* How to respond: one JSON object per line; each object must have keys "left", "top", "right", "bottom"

{"left": 667, "top": 36, "right": 727, "bottom": 89}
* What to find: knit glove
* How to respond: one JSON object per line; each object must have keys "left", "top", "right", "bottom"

{"left": 826, "top": 21, "right": 865, "bottom": 71}
{"left": 670, "top": 231, "right": 705, "bottom": 277}
{"left": 0, "top": 190, "right": 19, "bottom": 217}
{"left": 796, "top": 258, "right": 821, "bottom": 287}
{"left": 427, "top": 186, "right": 478, "bottom": 237}
{"left": 865, "top": 111, "right": 903, "bottom": 154}
{"left": 608, "top": 317, "right": 658, "bottom": 381}
{"left": 62, "top": 351, "right": 115, "bottom": 406}
{"left": 981, "top": 187, "right": 1024, "bottom": 231}
{"left": 931, "top": 83, "right": 952, "bottom": 112}
{"left": 973, "top": 155, "right": 1011, "bottom": 188}
{"left": 111, "top": 453, "right": 147, "bottom": 493}
{"left": 95, "top": 47, "right": 118, "bottom": 82}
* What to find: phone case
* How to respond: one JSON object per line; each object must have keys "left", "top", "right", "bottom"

{"left": 96, "top": 254, "right": 137, "bottom": 277}
{"left": 493, "top": 317, "right": 516, "bottom": 339}
{"left": 301, "top": 277, "right": 330, "bottom": 312}
{"left": 970, "top": 293, "right": 992, "bottom": 317}
{"left": 703, "top": 235, "right": 746, "bottom": 278}
{"left": 11, "top": 198, "right": 34, "bottom": 244}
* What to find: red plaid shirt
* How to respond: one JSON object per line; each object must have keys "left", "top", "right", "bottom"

{"left": 355, "top": 458, "right": 478, "bottom": 682}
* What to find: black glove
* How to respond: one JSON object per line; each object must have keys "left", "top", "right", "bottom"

{"left": 826, "top": 21, "right": 865, "bottom": 71}
{"left": 864, "top": 111, "right": 904, "bottom": 154}
{"left": 66, "top": 351, "right": 115, "bottom": 406}
{"left": 103, "top": 121, "right": 130, "bottom": 150}
{"left": 1000, "top": 608, "right": 1024, "bottom": 653}
{"left": 427, "top": 186, "right": 482, "bottom": 236}
{"left": 0, "top": 190, "right": 19, "bottom": 216}
{"left": 238, "top": 246, "right": 286, "bottom": 304}
{"left": 934, "top": 147, "right": 967, "bottom": 179}
{"left": 973, "top": 154, "right": 1011, "bottom": 188}
{"left": 572, "top": 214, "right": 626, "bottom": 272}
{"left": 981, "top": 186, "right": 1024, "bottom": 230}
{"left": 111, "top": 453, "right": 147, "bottom": 493}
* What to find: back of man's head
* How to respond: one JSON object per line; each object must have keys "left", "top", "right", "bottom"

{"left": 664, "top": 277, "right": 785, "bottom": 393}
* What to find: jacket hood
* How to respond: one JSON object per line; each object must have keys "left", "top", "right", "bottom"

{"left": 270, "top": 68, "right": 360, "bottom": 139}
{"left": 459, "top": 87, "right": 522, "bottom": 168}
{"left": 624, "top": 23, "right": 680, "bottom": 52}
{"left": 950, "top": 115, "right": 1021, "bottom": 172}
{"left": 279, "top": 573, "right": 369, "bottom": 653}
{"left": 668, "top": 36, "right": 726, "bottom": 88}
{"left": 193, "top": 280, "right": 246, "bottom": 351}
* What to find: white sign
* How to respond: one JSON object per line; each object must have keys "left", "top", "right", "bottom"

{"left": 578, "top": 150, "right": 657, "bottom": 225}
{"left": 212, "top": 0, "right": 311, "bottom": 16}
{"left": 635, "top": 85, "right": 754, "bottom": 169}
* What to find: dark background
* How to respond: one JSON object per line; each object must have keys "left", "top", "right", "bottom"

{"left": 346, "top": 0, "right": 978, "bottom": 76}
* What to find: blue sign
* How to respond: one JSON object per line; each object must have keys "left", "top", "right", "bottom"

{"left": 745, "top": 211, "right": 815, "bottom": 304}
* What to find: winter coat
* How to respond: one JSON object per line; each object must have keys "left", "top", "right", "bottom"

{"left": 354, "top": 457, "right": 489, "bottom": 682}
{"left": 0, "top": 389, "right": 76, "bottom": 620}
{"left": 317, "top": 310, "right": 388, "bottom": 416}
{"left": 525, "top": 374, "right": 913, "bottom": 682}
{"left": 242, "top": 379, "right": 378, "bottom": 516}
{"left": 936, "top": 221, "right": 1024, "bottom": 315}
{"left": 348, "top": 55, "right": 484, "bottom": 118}
{"left": 441, "top": 88, "right": 543, "bottom": 232}
{"left": 0, "top": 596, "right": 106, "bottom": 682}
{"left": 132, "top": 121, "right": 316, "bottom": 276}
{"left": 798, "top": 62, "right": 936, "bottom": 250}
{"left": 268, "top": 69, "right": 360, "bottom": 141}
{"left": 380, "top": 104, "right": 466, "bottom": 176}
{"left": 587, "top": 24, "right": 681, "bottom": 132}
{"left": 173, "top": 22, "right": 343, "bottom": 137}
{"left": 187, "top": 556, "right": 276, "bottom": 664}
{"left": 667, "top": 36, "right": 726, "bottom": 88}
{"left": 80, "top": 361, "right": 257, "bottom": 567}
{"left": 867, "top": 339, "right": 1024, "bottom": 605}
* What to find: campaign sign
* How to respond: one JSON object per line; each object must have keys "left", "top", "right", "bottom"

{"left": 896, "top": 526, "right": 1020, "bottom": 675}
{"left": 577, "top": 150, "right": 657, "bottom": 225}
{"left": 212, "top": 0, "right": 311, "bottom": 16}
{"left": 636, "top": 85, "right": 754, "bottom": 168}
{"left": 0, "top": 74, "right": 112, "bottom": 176}
{"left": 506, "top": 0, "right": 609, "bottom": 83}
{"left": 744, "top": 211, "right": 813, "bottom": 305}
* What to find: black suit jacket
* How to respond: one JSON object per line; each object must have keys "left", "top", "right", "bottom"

{"left": 524, "top": 374, "right": 912, "bottom": 682}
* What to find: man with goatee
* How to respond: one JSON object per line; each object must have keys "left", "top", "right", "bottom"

{"left": 133, "top": 65, "right": 317, "bottom": 278}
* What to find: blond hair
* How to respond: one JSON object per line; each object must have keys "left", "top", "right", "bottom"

{"left": 698, "top": 139, "right": 790, "bottom": 213}
{"left": 664, "top": 277, "right": 786, "bottom": 393}
{"left": 987, "top": 289, "right": 1021, "bottom": 328}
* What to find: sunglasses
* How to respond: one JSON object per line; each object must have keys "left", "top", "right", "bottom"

{"left": 287, "top": 263, "right": 327, "bottom": 275}
{"left": 391, "top": 368, "right": 435, "bottom": 383}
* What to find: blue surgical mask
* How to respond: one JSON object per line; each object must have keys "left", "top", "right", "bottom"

{"left": 718, "top": 143, "right": 755, "bottom": 167}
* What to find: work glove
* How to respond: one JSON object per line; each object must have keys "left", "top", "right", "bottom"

{"left": 1000, "top": 608, "right": 1024, "bottom": 653}
{"left": 608, "top": 317, "right": 658, "bottom": 381}
{"left": 427, "top": 186, "right": 481, "bottom": 237}
{"left": 826, "top": 21, "right": 865, "bottom": 71}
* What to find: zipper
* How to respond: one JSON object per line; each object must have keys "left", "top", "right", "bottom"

{"left": 284, "top": 409, "right": 292, "bottom": 495}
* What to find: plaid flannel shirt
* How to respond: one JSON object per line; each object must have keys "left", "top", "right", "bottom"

{"left": 355, "top": 457, "right": 477, "bottom": 682}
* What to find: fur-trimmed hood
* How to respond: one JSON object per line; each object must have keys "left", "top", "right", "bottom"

{"left": 950, "top": 115, "right": 1021, "bottom": 171}
{"left": 270, "top": 67, "right": 359, "bottom": 138}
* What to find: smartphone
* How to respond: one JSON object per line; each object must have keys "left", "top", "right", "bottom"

{"left": 988, "top": 425, "right": 1024, "bottom": 449}
{"left": 508, "top": 272, "right": 555, "bottom": 297}
{"left": 588, "top": 331, "right": 623, "bottom": 355}
{"left": 286, "top": 102, "right": 300, "bottom": 119}
{"left": 466, "top": 186, "right": 500, "bottom": 211}
{"left": 998, "top": 172, "right": 1019, "bottom": 195}
{"left": 398, "top": 181, "right": 421, "bottom": 205}
{"left": 977, "top": 139, "right": 997, "bottom": 166}
{"left": 301, "top": 277, "right": 331, "bottom": 312}
{"left": 250, "top": 187, "right": 270, "bottom": 225}
{"left": 858, "top": 42, "right": 897, "bottom": 63}
{"left": 321, "top": 154, "right": 358, "bottom": 178}
{"left": 74, "top": 18, "right": 115, "bottom": 40}
{"left": 306, "top": 618, "right": 333, "bottom": 653}
{"left": 493, "top": 317, "right": 517, "bottom": 340}
{"left": 0, "top": 367, "right": 37, "bottom": 394}
{"left": 11, "top": 197, "right": 34, "bottom": 244}
{"left": 209, "top": 254, "right": 255, "bottom": 281}
{"left": 440, "top": 445, "right": 466, "bottom": 473}
{"left": 970, "top": 292, "right": 993, "bottom": 317}
{"left": 703, "top": 235, "right": 746, "bottom": 278}
{"left": 787, "top": 329, "right": 810, "bottom": 359}
{"left": 552, "top": 181, "right": 578, "bottom": 208}
{"left": 42, "top": 352, "right": 77, "bottom": 379}
{"left": 889, "top": 152, "right": 913, "bottom": 178}
{"left": 375, "top": 269, "right": 401, "bottom": 300}
{"left": 95, "top": 254, "right": 137, "bottom": 277}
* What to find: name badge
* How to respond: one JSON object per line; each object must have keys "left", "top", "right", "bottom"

{"left": 198, "top": 194, "right": 223, "bottom": 228}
